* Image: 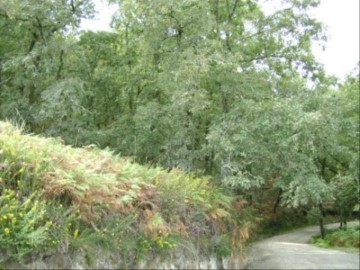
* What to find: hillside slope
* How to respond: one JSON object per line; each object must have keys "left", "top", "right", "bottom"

{"left": 0, "top": 121, "right": 249, "bottom": 268}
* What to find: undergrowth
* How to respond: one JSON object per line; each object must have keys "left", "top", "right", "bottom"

{"left": 0, "top": 121, "right": 254, "bottom": 265}
{"left": 311, "top": 226, "right": 360, "bottom": 249}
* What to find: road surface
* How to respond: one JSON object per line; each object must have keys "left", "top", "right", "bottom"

{"left": 244, "top": 222, "right": 359, "bottom": 269}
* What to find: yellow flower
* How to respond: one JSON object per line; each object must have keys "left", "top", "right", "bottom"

{"left": 73, "top": 229, "right": 79, "bottom": 238}
{"left": 2, "top": 215, "right": 7, "bottom": 220}
{"left": 4, "top": 228, "right": 10, "bottom": 235}
{"left": 8, "top": 213, "right": 14, "bottom": 219}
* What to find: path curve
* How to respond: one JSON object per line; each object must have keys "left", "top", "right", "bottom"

{"left": 244, "top": 221, "right": 359, "bottom": 269}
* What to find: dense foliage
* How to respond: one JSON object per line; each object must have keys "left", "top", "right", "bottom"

{"left": 0, "top": 121, "right": 251, "bottom": 266}
{"left": 0, "top": 0, "right": 359, "bottom": 260}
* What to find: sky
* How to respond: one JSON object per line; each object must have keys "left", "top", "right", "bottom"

{"left": 312, "top": 0, "right": 359, "bottom": 78}
{"left": 80, "top": 0, "right": 360, "bottom": 80}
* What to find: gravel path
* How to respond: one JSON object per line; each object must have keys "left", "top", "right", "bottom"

{"left": 244, "top": 221, "right": 360, "bottom": 269}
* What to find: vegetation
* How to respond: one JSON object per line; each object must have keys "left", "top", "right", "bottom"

{"left": 0, "top": 0, "right": 359, "bottom": 264}
{"left": 312, "top": 226, "right": 360, "bottom": 249}
{"left": 0, "top": 121, "right": 254, "bottom": 265}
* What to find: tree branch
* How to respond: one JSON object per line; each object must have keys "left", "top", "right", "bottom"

{"left": 56, "top": 49, "right": 64, "bottom": 80}
{"left": 35, "top": 16, "right": 47, "bottom": 45}
{"left": 28, "top": 32, "right": 38, "bottom": 53}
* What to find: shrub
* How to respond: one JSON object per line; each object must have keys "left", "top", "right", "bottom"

{"left": 311, "top": 226, "right": 360, "bottom": 249}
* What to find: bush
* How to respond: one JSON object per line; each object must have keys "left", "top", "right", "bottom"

{"left": 311, "top": 226, "right": 360, "bottom": 249}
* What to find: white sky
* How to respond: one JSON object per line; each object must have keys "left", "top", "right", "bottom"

{"left": 312, "top": 0, "right": 359, "bottom": 78}
{"left": 81, "top": 0, "right": 116, "bottom": 32}
{"left": 80, "top": 0, "right": 360, "bottom": 80}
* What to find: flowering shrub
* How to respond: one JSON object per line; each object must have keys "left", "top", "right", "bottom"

{"left": 0, "top": 190, "right": 58, "bottom": 258}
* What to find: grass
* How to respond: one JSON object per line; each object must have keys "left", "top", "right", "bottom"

{"left": 311, "top": 225, "right": 360, "bottom": 249}
{"left": 0, "top": 120, "right": 251, "bottom": 266}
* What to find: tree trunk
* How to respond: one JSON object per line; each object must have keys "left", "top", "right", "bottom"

{"left": 318, "top": 158, "right": 327, "bottom": 239}
{"left": 339, "top": 206, "right": 344, "bottom": 229}
{"left": 273, "top": 188, "right": 283, "bottom": 214}
{"left": 318, "top": 203, "right": 325, "bottom": 239}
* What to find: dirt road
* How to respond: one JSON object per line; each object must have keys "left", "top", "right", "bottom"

{"left": 244, "top": 222, "right": 360, "bottom": 269}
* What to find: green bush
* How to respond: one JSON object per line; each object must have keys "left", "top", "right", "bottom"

{"left": 312, "top": 226, "right": 360, "bottom": 249}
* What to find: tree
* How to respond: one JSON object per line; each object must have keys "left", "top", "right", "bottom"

{"left": 1, "top": 0, "right": 357, "bottom": 239}
{"left": 0, "top": 0, "right": 94, "bottom": 132}
{"left": 107, "top": 0, "right": 325, "bottom": 173}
